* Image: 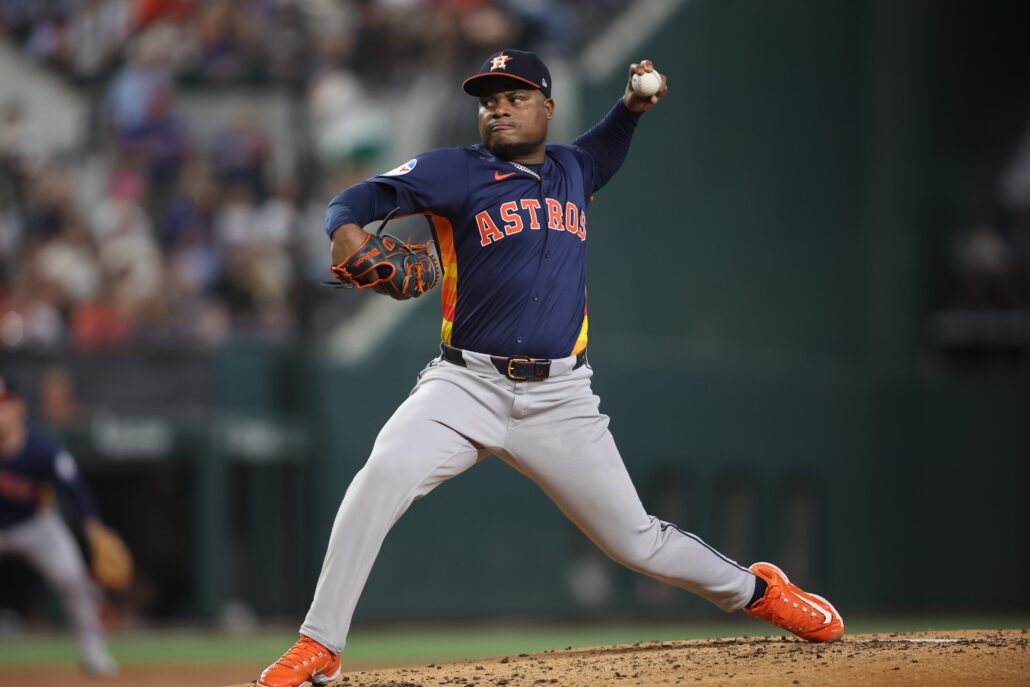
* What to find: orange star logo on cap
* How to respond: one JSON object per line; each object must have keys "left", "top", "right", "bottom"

{"left": 490, "top": 53, "right": 512, "bottom": 71}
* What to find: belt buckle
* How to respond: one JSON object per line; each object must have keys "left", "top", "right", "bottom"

{"left": 506, "top": 357, "right": 531, "bottom": 381}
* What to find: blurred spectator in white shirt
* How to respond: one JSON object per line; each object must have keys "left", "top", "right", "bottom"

{"left": 33, "top": 219, "right": 101, "bottom": 307}
{"left": 65, "top": 0, "right": 130, "bottom": 82}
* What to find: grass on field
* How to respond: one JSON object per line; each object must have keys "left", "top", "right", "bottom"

{"left": 0, "top": 616, "right": 1027, "bottom": 667}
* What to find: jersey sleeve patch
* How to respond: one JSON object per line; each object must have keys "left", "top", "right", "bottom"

{"left": 54, "top": 450, "right": 79, "bottom": 482}
{"left": 380, "top": 158, "right": 418, "bottom": 177}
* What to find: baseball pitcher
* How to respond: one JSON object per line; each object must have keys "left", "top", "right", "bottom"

{"left": 257, "top": 50, "right": 844, "bottom": 687}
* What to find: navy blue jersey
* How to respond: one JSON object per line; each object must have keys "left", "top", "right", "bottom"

{"left": 326, "top": 100, "right": 641, "bottom": 358}
{"left": 0, "top": 427, "right": 98, "bottom": 529}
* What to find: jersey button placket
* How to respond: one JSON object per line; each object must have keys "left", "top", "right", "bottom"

{"left": 511, "top": 168, "right": 547, "bottom": 356}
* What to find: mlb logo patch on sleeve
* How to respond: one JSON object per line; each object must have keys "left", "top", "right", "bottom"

{"left": 382, "top": 158, "right": 418, "bottom": 177}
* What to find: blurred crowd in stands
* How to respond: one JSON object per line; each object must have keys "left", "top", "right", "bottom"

{"left": 0, "top": 87, "right": 313, "bottom": 350}
{"left": 0, "top": 0, "right": 604, "bottom": 87}
{"left": 0, "top": 0, "right": 624, "bottom": 352}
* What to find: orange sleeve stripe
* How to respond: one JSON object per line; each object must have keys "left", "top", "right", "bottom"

{"left": 427, "top": 213, "right": 458, "bottom": 344}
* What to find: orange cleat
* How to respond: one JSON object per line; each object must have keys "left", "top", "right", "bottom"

{"left": 745, "top": 562, "right": 845, "bottom": 643}
{"left": 256, "top": 635, "right": 341, "bottom": 687}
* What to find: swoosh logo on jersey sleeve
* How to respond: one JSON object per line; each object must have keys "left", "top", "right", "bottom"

{"left": 494, "top": 171, "right": 516, "bottom": 181}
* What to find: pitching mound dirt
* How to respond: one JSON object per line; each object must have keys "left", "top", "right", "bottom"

{"left": 225, "top": 629, "right": 1028, "bottom": 687}
{"left": 14, "top": 630, "right": 1016, "bottom": 687}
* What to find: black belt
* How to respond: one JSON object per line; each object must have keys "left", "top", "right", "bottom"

{"left": 440, "top": 343, "right": 586, "bottom": 381}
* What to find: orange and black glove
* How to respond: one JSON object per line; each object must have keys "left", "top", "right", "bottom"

{"left": 328, "top": 209, "right": 440, "bottom": 300}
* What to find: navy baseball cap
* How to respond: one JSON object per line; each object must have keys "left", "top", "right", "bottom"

{"left": 462, "top": 49, "right": 552, "bottom": 99}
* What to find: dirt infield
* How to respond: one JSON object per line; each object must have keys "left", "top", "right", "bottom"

{"left": 248, "top": 629, "right": 1029, "bottom": 687}
{"left": 1, "top": 629, "right": 1024, "bottom": 686}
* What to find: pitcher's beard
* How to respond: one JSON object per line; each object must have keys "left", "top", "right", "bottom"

{"left": 486, "top": 136, "right": 545, "bottom": 161}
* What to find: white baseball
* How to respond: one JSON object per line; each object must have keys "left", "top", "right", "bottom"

{"left": 631, "top": 69, "right": 662, "bottom": 98}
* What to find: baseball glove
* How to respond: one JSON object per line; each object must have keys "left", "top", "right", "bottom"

{"left": 328, "top": 209, "right": 441, "bottom": 300}
{"left": 86, "top": 523, "right": 134, "bottom": 593}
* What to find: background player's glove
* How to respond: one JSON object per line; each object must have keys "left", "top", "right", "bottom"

{"left": 329, "top": 209, "right": 441, "bottom": 300}
{"left": 85, "top": 521, "right": 134, "bottom": 593}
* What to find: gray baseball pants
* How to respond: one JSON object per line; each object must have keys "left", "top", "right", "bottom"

{"left": 0, "top": 510, "right": 110, "bottom": 663}
{"left": 301, "top": 349, "right": 756, "bottom": 654}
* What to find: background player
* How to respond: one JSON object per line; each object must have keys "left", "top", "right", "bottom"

{"left": 0, "top": 373, "right": 132, "bottom": 677}
{"left": 256, "top": 50, "right": 844, "bottom": 687}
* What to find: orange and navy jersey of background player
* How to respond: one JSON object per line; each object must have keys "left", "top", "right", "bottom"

{"left": 325, "top": 100, "right": 641, "bottom": 359}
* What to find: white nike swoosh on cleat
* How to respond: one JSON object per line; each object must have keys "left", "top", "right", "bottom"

{"left": 793, "top": 590, "right": 833, "bottom": 624}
